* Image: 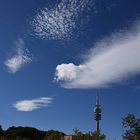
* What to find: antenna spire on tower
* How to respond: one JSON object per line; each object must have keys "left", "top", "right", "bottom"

{"left": 96, "top": 90, "right": 100, "bottom": 106}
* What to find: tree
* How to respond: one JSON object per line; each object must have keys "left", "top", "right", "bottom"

{"left": 72, "top": 128, "right": 84, "bottom": 140}
{"left": 0, "top": 125, "right": 4, "bottom": 137}
{"left": 43, "top": 130, "right": 65, "bottom": 140}
{"left": 73, "top": 128, "right": 80, "bottom": 135}
{"left": 85, "top": 132, "right": 91, "bottom": 140}
{"left": 73, "top": 128, "right": 106, "bottom": 140}
{"left": 91, "top": 131, "right": 106, "bottom": 140}
{"left": 122, "top": 114, "right": 140, "bottom": 140}
{"left": 4, "top": 126, "right": 46, "bottom": 140}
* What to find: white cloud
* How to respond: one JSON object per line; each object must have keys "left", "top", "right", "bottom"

{"left": 14, "top": 97, "right": 53, "bottom": 112}
{"left": 55, "top": 63, "right": 84, "bottom": 81}
{"left": 31, "top": 0, "right": 96, "bottom": 40}
{"left": 55, "top": 22, "right": 140, "bottom": 88}
{"left": 4, "top": 39, "right": 33, "bottom": 73}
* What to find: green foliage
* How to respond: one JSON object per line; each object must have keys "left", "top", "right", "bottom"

{"left": 73, "top": 128, "right": 80, "bottom": 135}
{"left": 122, "top": 114, "right": 140, "bottom": 140}
{"left": 73, "top": 128, "right": 106, "bottom": 140}
{"left": 92, "top": 131, "right": 106, "bottom": 140}
{"left": 0, "top": 126, "right": 65, "bottom": 140}
{"left": 4, "top": 126, "right": 45, "bottom": 140}
{"left": 0, "top": 125, "right": 4, "bottom": 137}
{"left": 91, "top": 131, "right": 106, "bottom": 140}
{"left": 43, "top": 130, "right": 65, "bottom": 140}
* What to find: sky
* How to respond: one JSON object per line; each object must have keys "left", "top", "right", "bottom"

{"left": 0, "top": 0, "right": 140, "bottom": 139}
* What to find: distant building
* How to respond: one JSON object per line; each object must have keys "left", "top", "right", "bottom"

{"left": 64, "top": 135, "right": 94, "bottom": 140}
{"left": 64, "top": 135, "right": 77, "bottom": 140}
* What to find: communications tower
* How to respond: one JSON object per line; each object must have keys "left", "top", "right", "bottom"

{"left": 94, "top": 91, "right": 102, "bottom": 135}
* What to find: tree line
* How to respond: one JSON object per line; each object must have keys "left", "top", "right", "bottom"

{"left": 0, "top": 127, "right": 65, "bottom": 140}
{"left": 0, "top": 114, "right": 139, "bottom": 140}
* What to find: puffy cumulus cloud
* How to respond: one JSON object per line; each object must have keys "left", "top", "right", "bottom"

{"left": 55, "top": 63, "right": 84, "bottom": 81}
{"left": 4, "top": 39, "right": 33, "bottom": 73}
{"left": 31, "top": 0, "right": 96, "bottom": 40}
{"left": 13, "top": 97, "right": 53, "bottom": 112}
{"left": 55, "top": 22, "right": 140, "bottom": 88}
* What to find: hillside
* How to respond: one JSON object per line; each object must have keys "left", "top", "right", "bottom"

{"left": 0, "top": 126, "right": 65, "bottom": 140}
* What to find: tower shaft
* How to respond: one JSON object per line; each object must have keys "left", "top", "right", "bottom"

{"left": 96, "top": 120, "right": 100, "bottom": 134}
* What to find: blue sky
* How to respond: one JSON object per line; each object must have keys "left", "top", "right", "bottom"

{"left": 0, "top": 0, "right": 140, "bottom": 139}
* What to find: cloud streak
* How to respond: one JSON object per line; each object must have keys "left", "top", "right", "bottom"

{"left": 55, "top": 22, "right": 140, "bottom": 88}
{"left": 14, "top": 97, "right": 53, "bottom": 112}
{"left": 4, "top": 39, "right": 33, "bottom": 73}
{"left": 31, "top": 0, "right": 96, "bottom": 40}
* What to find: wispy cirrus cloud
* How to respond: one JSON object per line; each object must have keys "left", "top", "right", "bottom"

{"left": 31, "top": 0, "right": 96, "bottom": 40}
{"left": 55, "top": 21, "right": 140, "bottom": 88}
{"left": 14, "top": 97, "right": 53, "bottom": 112}
{"left": 4, "top": 38, "right": 33, "bottom": 73}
